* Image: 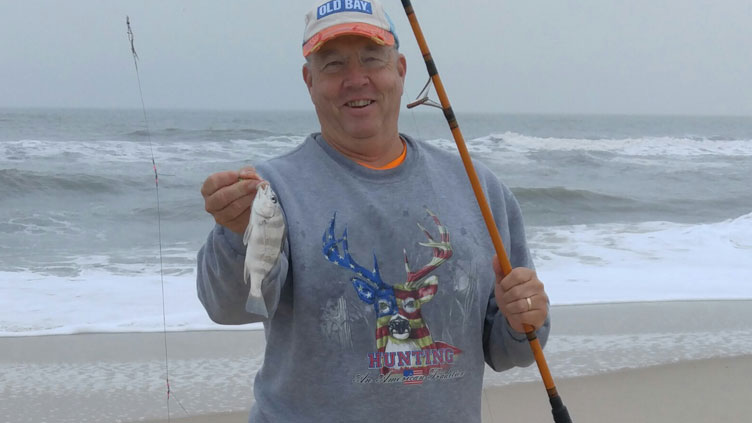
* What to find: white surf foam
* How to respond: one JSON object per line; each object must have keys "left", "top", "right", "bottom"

{"left": 1, "top": 214, "right": 750, "bottom": 337}
{"left": 0, "top": 269, "right": 262, "bottom": 337}
{"left": 483, "top": 132, "right": 752, "bottom": 157}
{"left": 0, "top": 136, "right": 306, "bottom": 165}
{"left": 532, "top": 212, "right": 752, "bottom": 305}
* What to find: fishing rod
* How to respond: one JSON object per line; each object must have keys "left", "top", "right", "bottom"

{"left": 398, "top": 2, "right": 572, "bottom": 422}
{"left": 126, "top": 16, "right": 187, "bottom": 422}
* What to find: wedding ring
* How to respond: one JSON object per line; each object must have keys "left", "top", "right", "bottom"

{"left": 526, "top": 297, "right": 532, "bottom": 311}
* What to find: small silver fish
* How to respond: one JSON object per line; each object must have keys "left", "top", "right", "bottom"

{"left": 243, "top": 182, "right": 285, "bottom": 317}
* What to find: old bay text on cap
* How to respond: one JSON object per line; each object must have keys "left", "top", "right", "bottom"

{"left": 303, "top": 0, "right": 398, "bottom": 57}
{"left": 318, "top": 0, "right": 373, "bottom": 18}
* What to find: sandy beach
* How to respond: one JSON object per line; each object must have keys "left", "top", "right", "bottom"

{"left": 131, "top": 355, "right": 752, "bottom": 423}
{"left": 2, "top": 300, "right": 751, "bottom": 423}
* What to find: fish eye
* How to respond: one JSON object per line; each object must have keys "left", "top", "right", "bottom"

{"left": 271, "top": 195, "right": 277, "bottom": 203}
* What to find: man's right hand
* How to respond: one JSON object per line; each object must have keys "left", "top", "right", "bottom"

{"left": 201, "top": 167, "right": 264, "bottom": 235}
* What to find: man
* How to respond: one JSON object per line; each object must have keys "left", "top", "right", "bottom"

{"left": 197, "top": 1, "right": 550, "bottom": 421}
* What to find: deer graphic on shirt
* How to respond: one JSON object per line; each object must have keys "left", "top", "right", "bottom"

{"left": 322, "top": 210, "right": 461, "bottom": 375}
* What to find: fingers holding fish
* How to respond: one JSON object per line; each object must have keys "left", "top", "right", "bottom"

{"left": 239, "top": 167, "right": 268, "bottom": 192}
{"left": 238, "top": 166, "right": 262, "bottom": 181}
{"left": 201, "top": 167, "right": 261, "bottom": 198}
{"left": 202, "top": 169, "right": 265, "bottom": 234}
{"left": 204, "top": 178, "right": 253, "bottom": 212}
{"left": 212, "top": 194, "right": 253, "bottom": 234}
{"left": 201, "top": 170, "right": 241, "bottom": 198}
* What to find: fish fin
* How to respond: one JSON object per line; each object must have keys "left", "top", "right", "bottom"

{"left": 243, "top": 258, "right": 252, "bottom": 285}
{"left": 242, "top": 220, "right": 253, "bottom": 246}
{"left": 245, "top": 294, "right": 268, "bottom": 318}
{"left": 242, "top": 222, "right": 254, "bottom": 285}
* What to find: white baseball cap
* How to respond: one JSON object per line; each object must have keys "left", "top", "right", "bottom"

{"left": 303, "top": 0, "right": 399, "bottom": 57}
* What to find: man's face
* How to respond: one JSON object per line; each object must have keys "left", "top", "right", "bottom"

{"left": 303, "top": 36, "right": 406, "bottom": 145}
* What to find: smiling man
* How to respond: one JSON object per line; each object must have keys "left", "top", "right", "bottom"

{"left": 197, "top": 1, "right": 550, "bottom": 421}
{"left": 303, "top": 35, "right": 406, "bottom": 167}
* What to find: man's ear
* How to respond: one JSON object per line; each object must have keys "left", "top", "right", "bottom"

{"left": 397, "top": 53, "right": 407, "bottom": 80}
{"left": 302, "top": 63, "right": 313, "bottom": 92}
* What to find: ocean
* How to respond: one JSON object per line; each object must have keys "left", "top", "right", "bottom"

{"left": 1, "top": 108, "right": 751, "bottom": 336}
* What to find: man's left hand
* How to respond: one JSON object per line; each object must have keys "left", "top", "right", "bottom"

{"left": 492, "top": 256, "right": 549, "bottom": 334}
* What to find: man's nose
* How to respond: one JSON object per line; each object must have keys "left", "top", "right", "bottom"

{"left": 342, "top": 62, "right": 369, "bottom": 88}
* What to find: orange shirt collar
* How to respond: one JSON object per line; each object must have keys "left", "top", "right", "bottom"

{"left": 356, "top": 139, "right": 407, "bottom": 170}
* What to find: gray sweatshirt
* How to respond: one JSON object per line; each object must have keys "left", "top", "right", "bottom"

{"left": 197, "top": 133, "right": 549, "bottom": 423}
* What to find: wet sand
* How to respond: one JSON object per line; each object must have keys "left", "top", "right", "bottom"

{"left": 132, "top": 355, "right": 752, "bottom": 423}
{"left": 2, "top": 300, "right": 750, "bottom": 423}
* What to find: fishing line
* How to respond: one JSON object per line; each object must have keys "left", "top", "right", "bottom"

{"left": 126, "top": 16, "right": 187, "bottom": 420}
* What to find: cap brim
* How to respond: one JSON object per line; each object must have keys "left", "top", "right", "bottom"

{"left": 303, "top": 22, "right": 395, "bottom": 57}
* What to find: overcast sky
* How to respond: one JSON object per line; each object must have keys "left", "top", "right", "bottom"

{"left": 1, "top": 0, "right": 751, "bottom": 115}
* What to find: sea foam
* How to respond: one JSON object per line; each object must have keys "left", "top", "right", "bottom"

{"left": 532, "top": 212, "right": 752, "bottom": 305}
{"left": 1, "top": 213, "right": 750, "bottom": 336}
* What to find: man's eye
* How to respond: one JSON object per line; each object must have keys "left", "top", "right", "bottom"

{"left": 323, "top": 61, "right": 343, "bottom": 71}
{"left": 362, "top": 56, "right": 385, "bottom": 67}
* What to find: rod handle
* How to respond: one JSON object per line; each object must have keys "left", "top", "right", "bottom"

{"left": 550, "top": 394, "right": 573, "bottom": 423}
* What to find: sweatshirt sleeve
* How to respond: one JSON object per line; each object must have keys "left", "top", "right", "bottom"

{"left": 482, "top": 179, "right": 551, "bottom": 371}
{"left": 196, "top": 223, "right": 289, "bottom": 324}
